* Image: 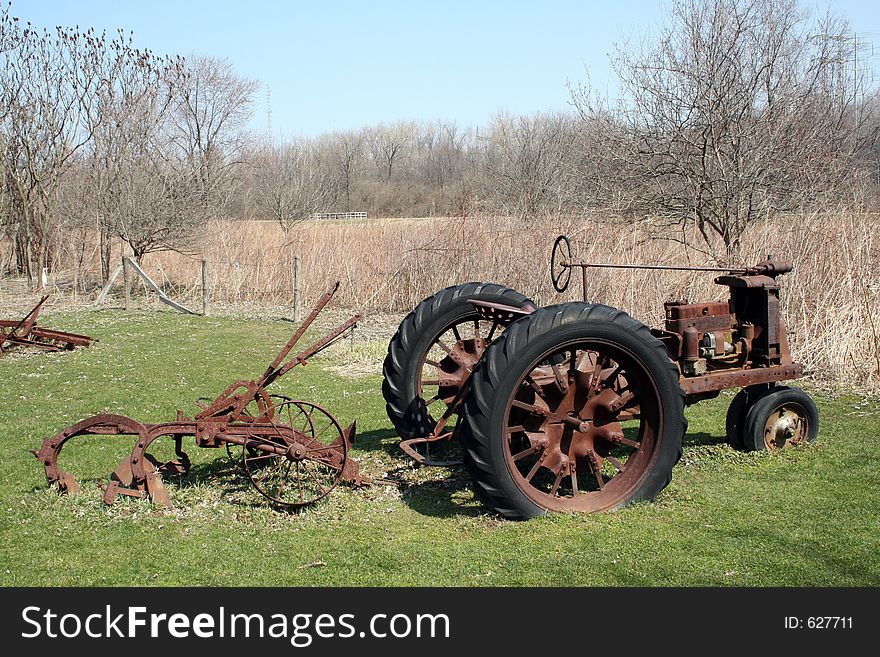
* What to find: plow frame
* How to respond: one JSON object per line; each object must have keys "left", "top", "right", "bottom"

{"left": 1, "top": 296, "right": 94, "bottom": 355}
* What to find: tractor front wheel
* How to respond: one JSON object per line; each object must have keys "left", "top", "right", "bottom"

{"left": 740, "top": 386, "right": 818, "bottom": 451}
{"left": 725, "top": 384, "right": 771, "bottom": 449}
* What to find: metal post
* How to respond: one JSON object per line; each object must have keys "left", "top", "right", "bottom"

{"left": 123, "top": 257, "right": 132, "bottom": 310}
{"left": 293, "top": 255, "right": 302, "bottom": 323}
{"left": 201, "top": 258, "right": 209, "bottom": 316}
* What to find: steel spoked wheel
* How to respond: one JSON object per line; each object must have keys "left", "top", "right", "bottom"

{"left": 461, "top": 302, "right": 686, "bottom": 519}
{"left": 418, "top": 314, "right": 500, "bottom": 416}
{"left": 741, "top": 386, "right": 819, "bottom": 452}
{"left": 502, "top": 340, "right": 660, "bottom": 512}
{"left": 225, "top": 393, "right": 291, "bottom": 464}
{"left": 242, "top": 401, "right": 346, "bottom": 508}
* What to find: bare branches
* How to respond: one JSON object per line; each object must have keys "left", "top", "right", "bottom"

{"left": 364, "top": 121, "right": 415, "bottom": 184}
{"left": 168, "top": 55, "right": 258, "bottom": 214}
{"left": 1, "top": 3, "right": 256, "bottom": 280}
{"left": 571, "top": 0, "right": 878, "bottom": 257}
{"left": 482, "top": 111, "right": 582, "bottom": 221}
{"left": 253, "top": 139, "right": 340, "bottom": 233}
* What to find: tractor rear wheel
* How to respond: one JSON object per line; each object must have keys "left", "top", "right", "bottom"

{"left": 382, "top": 282, "right": 534, "bottom": 440}
{"left": 460, "top": 302, "right": 687, "bottom": 519}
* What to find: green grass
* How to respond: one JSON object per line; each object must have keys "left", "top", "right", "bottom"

{"left": 1, "top": 306, "right": 878, "bottom": 586}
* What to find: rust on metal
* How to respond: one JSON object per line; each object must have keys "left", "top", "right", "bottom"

{"left": 33, "top": 282, "right": 366, "bottom": 510}
{"left": 397, "top": 237, "right": 809, "bottom": 470}
{"left": 679, "top": 364, "right": 804, "bottom": 395}
{"left": 396, "top": 298, "right": 537, "bottom": 467}
{"left": 0, "top": 296, "right": 94, "bottom": 355}
{"left": 550, "top": 235, "right": 804, "bottom": 392}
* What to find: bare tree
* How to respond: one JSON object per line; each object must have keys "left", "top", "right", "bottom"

{"left": 482, "top": 111, "right": 580, "bottom": 220}
{"left": 327, "top": 130, "right": 364, "bottom": 211}
{"left": 0, "top": 13, "right": 102, "bottom": 281}
{"left": 418, "top": 120, "right": 469, "bottom": 192}
{"left": 113, "top": 151, "right": 207, "bottom": 261}
{"left": 572, "top": 0, "right": 877, "bottom": 255}
{"left": 365, "top": 121, "right": 414, "bottom": 184}
{"left": 168, "top": 55, "right": 257, "bottom": 216}
{"left": 76, "top": 32, "right": 183, "bottom": 278}
{"left": 106, "top": 54, "right": 252, "bottom": 261}
{"left": 254, "top": 139, "right": 340, "bottom": 233}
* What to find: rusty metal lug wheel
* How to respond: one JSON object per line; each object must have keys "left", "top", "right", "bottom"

{"left": 242, "top": 401, "right": 347, "bottom": 508}
{"left": 740, "top": 386, "right": 818, "bottom": 452}
{"left": 724, "top": 384, "right": 771, "bottom": 450}
{"left": 460, "top": 302, "right": 687, "bottom": 519}
{"left": 225, "top": 393, "right": 292, "bottom": 464}
{"left": 382, "top": 282, "right": 534, "bottom": 443}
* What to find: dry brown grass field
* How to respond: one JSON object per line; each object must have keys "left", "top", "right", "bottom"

{"left": 5, "top": 212, "right": 879, "bottom": 388}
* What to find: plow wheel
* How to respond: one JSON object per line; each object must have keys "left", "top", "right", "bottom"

{"left": 382, "top": 282, "right": 534, "bottom": 443}
{"left": 225, "top": 393, "right": 292, "bottom": 464}
{"left": 242, "top": 401, "right": 348, "bottom": 508}
{"left": 460, "top": 303, "right": 687, "bottom": 519}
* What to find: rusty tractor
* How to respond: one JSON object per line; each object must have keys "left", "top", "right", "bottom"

{"left": 382, "top": 235, "right": 818, "bottom": 519}
{"left": 1, "top": 296, "right": 94, "bottom": 355}
{"left": 34, "top": 283, "right": 366, "bottom": 510}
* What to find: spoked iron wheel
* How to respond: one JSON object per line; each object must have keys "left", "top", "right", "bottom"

{"left": 411, "top": 313, "right": 506, "bottom": 461}
{"left": 461, "top": 303, "right": 686, "bottom": 519}
{"left": 241, "top": 401, "right": 347, "bottom": 508}
{"left": 225, "top": 393, "right": 291, "bottom": 464}
{"left": 382, "top": 283, "right": 534, "bottom": 442}
{"left": 502, "top": 342, "right": 657, "bottom": 512}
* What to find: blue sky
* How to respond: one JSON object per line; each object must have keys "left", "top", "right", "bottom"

{"left": 10, "top": 0, "right": 880, "bottom": 137}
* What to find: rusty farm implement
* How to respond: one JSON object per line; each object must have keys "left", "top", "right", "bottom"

{"left": 1, "top": 296, "right": 94, "bottom": 355}
{"left": 383, "top": 235, "right": 818, "bottom": 519}
{"left": 34, "top": 282, "right": 366, "bottom": 510}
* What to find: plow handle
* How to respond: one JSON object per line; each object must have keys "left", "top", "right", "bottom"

{"left": 196, "top": 282, "right": 360, "bottom": 421}
{"left": 8, "top": 295, "right": 49, "bottom": 338}
{"left": 258, "top": 282, "right": 341, "bottom": 384}
{"left": 262, "top": 313, "right": 362, "bottom": 387}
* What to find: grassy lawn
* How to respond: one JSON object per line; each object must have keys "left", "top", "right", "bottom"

{"left": 1, "top": 306, "right": 878, "bottom": 586}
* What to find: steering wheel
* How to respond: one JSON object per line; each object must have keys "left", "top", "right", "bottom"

{"left": 550, "top": 235, "right": 572, "bottom": 293}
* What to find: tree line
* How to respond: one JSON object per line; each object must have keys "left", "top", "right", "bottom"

{"left": 2, "top": 0, "right": 878, "bottom": 286}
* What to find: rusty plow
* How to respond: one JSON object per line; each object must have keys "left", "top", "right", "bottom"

{"left": 33, "top": 282, "right": 366, "bottom": 510}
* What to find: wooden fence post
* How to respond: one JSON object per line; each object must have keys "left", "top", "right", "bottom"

{"left": 201, "top": 259, "right": 209, "bottom": 316}
{"left": 122, "top": 257, "right": 132, "bottom": 310}
{"left": 94, "top": 262, "right": 123, "bottom": 307}
{"left": 293, "top": 255, "right": 302, "bottom": 322}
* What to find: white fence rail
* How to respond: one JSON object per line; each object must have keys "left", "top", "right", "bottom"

{"left": 309, "top": 212, "right": 368, "bottom": 221}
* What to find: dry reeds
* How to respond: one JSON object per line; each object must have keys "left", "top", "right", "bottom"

{"left": 21, "top": 212, "right": 880, "bottom": 387}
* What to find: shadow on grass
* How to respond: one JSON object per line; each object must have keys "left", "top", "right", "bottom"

{"left": 352, "top": 428, "right": 399, "bottom": 457}
{"left": 354, "top": 428, "right": 488, "bottom": 518}
{"left": 683, "top": 431, "right": 728, "bottom": 447}
{"left": 400, "top": 471, "right": 486, "bottom": 519}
